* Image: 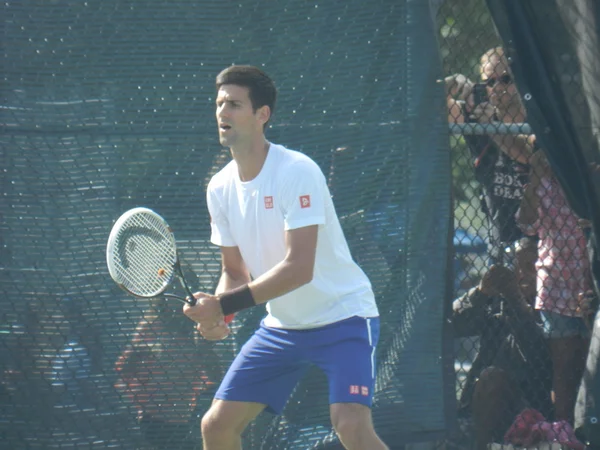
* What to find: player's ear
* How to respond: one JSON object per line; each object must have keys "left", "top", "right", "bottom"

{"left": 256, "top": 105, "right": 271, "bottom": 126}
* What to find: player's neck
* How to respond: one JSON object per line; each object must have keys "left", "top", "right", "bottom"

{"left": 231, "top": 139, "right": 270, "bottom": 182}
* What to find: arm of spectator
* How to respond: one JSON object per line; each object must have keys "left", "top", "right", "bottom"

{"left": 478, "top": 265, "right": 535, "bottom": 319}
{"left": 516, "top": 151, "right": 548, "bottom": 229}
{"left": 445, "top": 74, "right": 474, "bottom": 124}
{"left": 445, "top": 73, "right": 474, "bottom": 100}
{"left": 479, "top": 265, "right": 545, "bottom": 356}
{"left": 579, "top": 218, "right": 592, "bottom": 230}
{"left": 113, "top": 321, "right": 155, "bottom": 381}
{"left": 492, "top": 266, "right": 535, "bottom": 317}
{"left": 452, "top": 284, "right": 492, "bottom": 337}
{"left": 115, "top": 343, "right": 153, "bottom": 381}
{"left": 516, "top": 181, "right": 541, "bottom": 230}
{"left": 471, "top": 101, "right": 534, "bottom": 165}
{"left": 447, "top": 98, "right": 465, "bottom": 124}
{"left": 490, "top": 134, "right": 534, "bottom": 165}
{"left": 578, "top": 290, "right": 598, "bottom": 330}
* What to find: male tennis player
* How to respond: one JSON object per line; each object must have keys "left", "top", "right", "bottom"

{"left": 183, "top": 65, "right": 388, "bottom": 450}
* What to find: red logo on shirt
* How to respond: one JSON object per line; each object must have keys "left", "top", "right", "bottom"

{"left": 264, "top": 196, "right": 273, "bottom": 209}
{"left": 299, "top": 195, "right": 311, "bottom": 208}
{"left": 361, "top": 386, "right": 369, "bottom": 396}
{"left": 349, "top": 385, "right": 360, "bottom": 395}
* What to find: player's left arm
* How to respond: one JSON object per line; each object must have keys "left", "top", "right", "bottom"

{"left": 184, "top": 224, "right": 318, "bottom": 328}
{"left": 246, "top": 224, "right": 317, "bottom": 304}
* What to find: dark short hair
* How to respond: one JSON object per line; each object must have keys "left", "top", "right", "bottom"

{"left": 215, "top": 65, "right": 277, "bottom": 116}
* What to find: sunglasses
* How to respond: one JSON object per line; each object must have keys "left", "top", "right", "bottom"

{"left": 484, "top": 73, "right": 512, "bottom": 87}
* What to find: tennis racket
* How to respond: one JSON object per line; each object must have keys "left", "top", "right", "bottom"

{"left": 106, "top": 207, "right": 234, "bottom": 322}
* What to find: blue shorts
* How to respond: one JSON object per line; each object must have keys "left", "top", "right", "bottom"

{"left": 539, "top": 310, "right": 590, "bottom": 339}
{"left": 215, "top": 316, "right": 380, "bottom": 414}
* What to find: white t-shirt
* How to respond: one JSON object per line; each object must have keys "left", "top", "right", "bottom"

{"left": 207, "top": 143, "right": 379, "bottom": 329}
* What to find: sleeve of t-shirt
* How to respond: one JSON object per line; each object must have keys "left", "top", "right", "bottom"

{"left": 280, "top": 160, "right": 327, "bottom": 230}
{"left": 207, "top": 182, "right": 237, "bottom": 247}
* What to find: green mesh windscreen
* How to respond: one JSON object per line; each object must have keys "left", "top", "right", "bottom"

{"left": 1, "top": 1, "right": 453, "bottom": 448}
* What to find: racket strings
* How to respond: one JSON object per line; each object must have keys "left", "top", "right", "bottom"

{"left": 111, "top": 213, "right": 177, "bottom": 297}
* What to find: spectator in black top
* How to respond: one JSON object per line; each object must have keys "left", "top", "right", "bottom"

{"left": 446, "top": 47, "right": 536, "bottom": 263}
{"left": 452, "top": 238, "right": 553, "bottom": 449}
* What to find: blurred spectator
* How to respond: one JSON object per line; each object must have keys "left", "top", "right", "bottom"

{"left": 452, "top": 250, "right": 553, "bottom": 449}
{"left": 0, "top": 304, "right": 55, "bottom": 439}
{"left": 50, "top": 333, "right": 94, "bottom": 410}
{"left": 115, "top": 297, "right": 223, "bottom": 450}
{"left": 517, "top": 150, "right": 593, "bottom": 425}
{"left": 49, "top": 297, "right": 103, "bottom": 410}
{"left": 1, "top": 305, "right": 41, "bottom": 399}
{"left": 59, "top": 296, "right": 104, "bottom": 373}
{"left": 445, "top": 47, "right": 536, "bottom": 264}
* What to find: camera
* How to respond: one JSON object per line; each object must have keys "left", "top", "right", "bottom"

{"left": 472, "top": 83, "right": 488, "bottom": 105}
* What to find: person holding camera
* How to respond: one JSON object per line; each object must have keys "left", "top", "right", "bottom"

{"left": 452, "top": 241, "right": 553, "bottom": 449}
{"left": 445, "top": 47, "right": 536, "bottom": 263}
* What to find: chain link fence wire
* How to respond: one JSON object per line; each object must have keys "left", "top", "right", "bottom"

{"left": 435, "top": 0, "right": 599, "bottom": 449}
{"left": 2, "top": 1, "right": 453, "bottom": 449}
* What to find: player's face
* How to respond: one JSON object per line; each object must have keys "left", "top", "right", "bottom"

{"left": 215, "top": 84, "right": 264, "bottom": 148}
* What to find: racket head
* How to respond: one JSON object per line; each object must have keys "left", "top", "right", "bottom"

{"left": 106, "top": 207, "right": 178, "bottom": 298}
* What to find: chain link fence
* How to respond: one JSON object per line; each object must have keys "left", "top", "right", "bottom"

{"left": 435, "top": 1, "right": 596, "bottom": 449}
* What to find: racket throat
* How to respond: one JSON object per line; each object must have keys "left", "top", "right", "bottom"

{"left": 174, "top": 259, "right": 197, "bottom": 306}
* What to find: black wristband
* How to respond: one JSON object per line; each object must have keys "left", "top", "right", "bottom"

{"left": 219, "top": 285, "right": 256, "bottom": 316}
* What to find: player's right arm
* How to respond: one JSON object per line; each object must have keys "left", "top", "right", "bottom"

{"left": 215, "top": 246, "right": 251, "bottom": 295}
{"left": 184, "top": 246, "right": 250, "bottom": 340}
{"left": 185, "top": 252, "right": 243, "bottom": 339}
{"left": 183, "top": 174, "right": 242, "bottom": 339}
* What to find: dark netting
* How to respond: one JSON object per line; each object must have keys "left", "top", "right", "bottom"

{"left": 1, "top": 1, "right": 453, "bottom": 449}
{"left": 434, "top": 0, "right": 600, "bottom": 449}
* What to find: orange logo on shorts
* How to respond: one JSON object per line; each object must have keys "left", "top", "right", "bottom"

{"left": 361, "top": 386, "right": 369, "bottom": 396}
{"left": 300, "top": 195, "right": 311, "bottom": 208}
{"left": 349, "top": 385, "right": 359, "bottom": 395}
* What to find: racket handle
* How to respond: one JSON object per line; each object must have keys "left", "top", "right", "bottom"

{"left": 181, "top": 291, "right": 231, "bottom": 322}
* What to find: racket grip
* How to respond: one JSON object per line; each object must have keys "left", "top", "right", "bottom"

{"left": 224, "top": 314, "right": 235, "bottom": 324}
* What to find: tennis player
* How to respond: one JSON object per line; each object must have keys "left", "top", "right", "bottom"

{"left": 183, "top": 65, "right": 388, "bottom": 450}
